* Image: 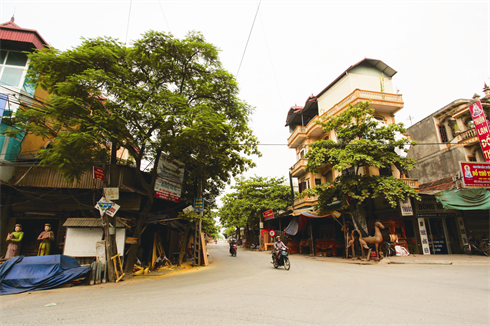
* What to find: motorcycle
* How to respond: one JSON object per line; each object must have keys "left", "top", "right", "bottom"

{"left": 229, "top": 244, "right": 237, "bottom": 257}
{"left": 250, "top": 243, "right": 260, "bottom": 250}
{"left": 271, "top": 247, "right": 290, "bottom": 270}
{"left": 463, "top": 235, "right": 489, "bottom": 256}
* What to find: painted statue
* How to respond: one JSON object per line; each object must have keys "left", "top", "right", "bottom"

{"left": 37, "top": 223, "right": 55, "bottom": 256}
{"left": 5, "top": 224, "right": 24, "bottom": 259}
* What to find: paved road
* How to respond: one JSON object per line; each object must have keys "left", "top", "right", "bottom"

{"left": 1, "top": 242, "right": 489, "bottom": 325}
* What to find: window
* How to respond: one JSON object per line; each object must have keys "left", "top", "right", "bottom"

{"left": 315, "top": 178, "right": 321, "bottom": 186}
{"left": 0, "top": 50, "right": 29, "bottom": 88}
{"left": 438, "top": 124, "right": 448, "bottom": 143}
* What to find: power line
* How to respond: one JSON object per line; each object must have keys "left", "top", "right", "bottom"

{"left": 236, "top": 0, "right": 261, "bottom": 78}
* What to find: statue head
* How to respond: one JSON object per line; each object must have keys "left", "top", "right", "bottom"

{"left": 44, "top": 223, "right": 51, "bottom": 232}
{"left": 15, "top": 224, "right": 22, "bottom": 232}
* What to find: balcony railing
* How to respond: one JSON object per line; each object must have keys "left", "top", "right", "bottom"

{"left": 290, "top": 158, "right": 308, "bottom": 177}
{"left": 326, "top": 89, "right": 404, "bottom": 117}
{"left": 293, "top": 195, "right": 319, "bottom": 208}
{"left": 287, "top": 126, "right": 307, "bottom": 148}
{"left": 458, "top": 128, "right": 477, "bottom": 142}
{"left": 400, "top": 178, "right": 419, "bottom": 189}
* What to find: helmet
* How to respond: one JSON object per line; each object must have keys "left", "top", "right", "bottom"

{"left": 276, "top": 236, "right": 281, "bottom": 240}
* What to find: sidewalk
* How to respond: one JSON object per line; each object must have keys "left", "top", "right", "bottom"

{"left": 248, "top": 248, "right": 490, "bottom": 266}
{"left": 304, "top": 253, "right": 490, "bottom": 266}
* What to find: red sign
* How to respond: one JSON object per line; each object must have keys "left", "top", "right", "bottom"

{"left": 263, "top": 209, "right": 274, "bottom": 221}
{"left": 269, "top": 230, "right": 276, "bottom": 237}
{"left": 93, "top": 166, "right": 105, "bottom": 182}
{"left": 460, "top": 161, "right": 490, "bottom": 188}
{"left": 469, "top": 101, "right": 490, "bottom": 162}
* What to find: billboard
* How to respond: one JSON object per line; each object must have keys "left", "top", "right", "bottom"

{"left": 468, "top": 101, "right": 490, "bottom": 162}
{"left": 154, "top": 155, "right": 185, "bottom": 202}
{"left": 459, "top": 161, "right": 490, "bottom": 188}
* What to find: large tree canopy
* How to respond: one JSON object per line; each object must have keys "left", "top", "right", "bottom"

{"left": 304, "top": 101, "right": 420, "bottom": 214}
{"left": 219, "top": 176, "right": 292, "bottom": 231}
{"left": 6, "top": 31, "right": 261, "bottom": 273}
{"left": 9, "top": 30, "right": 260, "bottom": 205}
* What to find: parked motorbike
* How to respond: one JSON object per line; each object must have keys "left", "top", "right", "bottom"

{"left": 250, "top": 243, "right": 260, "bottom": 250}
{"left": 463, "top": 235, "right": 489, "bottom": 256}
{"left": 230, "top": 244, "right": 237, "bottom": 257}
{"left": 271, "top": 247, "right": 290, "bottom": 270}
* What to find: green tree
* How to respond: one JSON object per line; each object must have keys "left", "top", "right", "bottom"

{"left": 219, "top": 176, "right": 292, "bottom": 234}
{"left": 304, "top": 101, "right": 419, "bottom": 235}
{"left": 7, "top": 31, "right": 260, "bottom": 274}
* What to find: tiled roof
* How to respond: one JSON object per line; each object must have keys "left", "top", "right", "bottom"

{"left": 0, "top": 17, "right": 48, "bottom": 49}
{"left": 418, "top": 177, "right": 456, "bottom": 192}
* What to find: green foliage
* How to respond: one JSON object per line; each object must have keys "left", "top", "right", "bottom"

{"left": 5, "top": 30, "right": 260, "bottom": 204}
{"left": 304, "top": 101, "right": 420, "bottom": 209}
{"left": 218, "top": 176, "right": 292, "bottom": 230}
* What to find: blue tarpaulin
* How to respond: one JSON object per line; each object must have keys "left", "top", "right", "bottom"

{"left": 0, "top": 255, "right": 91, "bottom": 295}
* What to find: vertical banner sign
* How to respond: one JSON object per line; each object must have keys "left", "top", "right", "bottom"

{"left": 93, "top": 166, "right": 105, "bottom": 182}
{"left": 456, "top": 216, "right": 468, "bottom": 246}
{"left": 469, "top": 101, "right": 490, "bottom": 162}
{"left": 459, "top": 161, "right": 490, "bottom": 188}
{"left": 194, "top": 198, "right": 204, "bottom": 212}
{"left": 0, "top": 94, "right": 7, "bottom": 125}
{"left": 417, "top": 218, "right": 431, "bottom": 255}
{"left": 399, "top": 198, "right": 414, "bottom": 216}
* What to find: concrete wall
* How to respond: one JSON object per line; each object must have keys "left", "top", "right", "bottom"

{"left": 318, "top": 66, "right": 394, "bottom": 116}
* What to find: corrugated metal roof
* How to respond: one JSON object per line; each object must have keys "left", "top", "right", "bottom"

{"left": 63, "top": 218, "right": 124, "bottom": 228}
{"left": 12, "top": 166, "right": 104, "bottom": 189}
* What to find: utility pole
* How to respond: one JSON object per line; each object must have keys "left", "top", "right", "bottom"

{"left": 193, "top": 178, "right": 203, "bottom": 266}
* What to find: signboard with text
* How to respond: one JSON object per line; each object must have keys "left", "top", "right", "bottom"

{"left": 459, "top": 161, "right": 490, "bottom": 188}
{"left": 469, "top": 101, "right": 490, "bottom": 162}
{"left": 154, "top": 155, "right": 185, "bottom": 202}
{"left": 93, "top": 166, "right": 105, "bottom": 182}
{"left": 399, "top": 198, "right": 413, "bottom": 216}
{"left": 154, "top": 177, "right": 182, "bottom": 202}
{"left": 263, "top": 209, "right": 274, "bottom": 221}
{"left": 194, "top": 198, "right": 204, "bottom": 212}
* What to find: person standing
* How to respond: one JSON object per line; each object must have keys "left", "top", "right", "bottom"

{"left": 37, "top": 223, "right": 55, "bottom": 256}
{"left": 5, "top": 224, "right": 24, "bottom": 259}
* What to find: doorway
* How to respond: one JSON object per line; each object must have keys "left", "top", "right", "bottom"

{"left": 424, "top": 218, "right": 449, "bottom": 254}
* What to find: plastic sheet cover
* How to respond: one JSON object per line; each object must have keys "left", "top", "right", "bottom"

{"left": 435, "top": 188, "right": 490, "bottom": 210}
{"left": 0, "top": 255, "right": 91, "bottom": 295}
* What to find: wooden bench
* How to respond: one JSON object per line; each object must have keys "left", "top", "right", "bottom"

{"left": 265, "top": 243, "right": 274, "bottom": 251}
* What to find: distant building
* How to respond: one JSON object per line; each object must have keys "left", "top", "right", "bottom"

{"left": 283, "top": 59, "right": 419, "bottom": 256}
{"left": 406, "top": 85, "right": 490, "bottom": 253}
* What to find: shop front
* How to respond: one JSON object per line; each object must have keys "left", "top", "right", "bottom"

{"left": 414, "top": 195, "right": 463, "bottom": 255}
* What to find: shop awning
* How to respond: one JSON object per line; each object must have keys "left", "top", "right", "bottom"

{"left": 435, "top": 188, "right": 490, "bottom": 210}
{"left": 285, "top": 210, "right": 341, "bottom": 235}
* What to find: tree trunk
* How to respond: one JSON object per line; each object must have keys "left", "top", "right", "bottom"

{"left": 123, "top": 216, "right": 145, "bottom": 274}
{"left": 177, "top": 225, "right": 192, "bottom": 266}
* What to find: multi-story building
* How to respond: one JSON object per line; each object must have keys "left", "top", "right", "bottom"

{"left": 406, "top": 85, "right": 490, "bottom": 255}
{"left": 285, "top": 59, "right": 420, "bottom": 256}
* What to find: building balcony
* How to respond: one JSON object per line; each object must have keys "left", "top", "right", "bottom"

{"left": 290, "top": 158, "right": 308, "bottom": 178}
{"left": 400, "top": 178, "right": 419, "bottom": 190}
{"left": 457, "top": 128, "right": 479, "bottom": 146}
{"left": 325, "top": 89, "right": 404, "bottom": 117}
{"left": 287, "top": 126, "right": 307, "bottom": 148}
{"left": 293, "top": 195, "right": 319, "bottom": 208}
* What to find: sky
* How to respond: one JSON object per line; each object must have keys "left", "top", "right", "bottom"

{"left": 2, "top": 0, "right": 489, "bottom": 198}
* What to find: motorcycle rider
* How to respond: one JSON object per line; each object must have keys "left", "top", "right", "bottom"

{"left": 229, "top": 237, "right": 237, "bottom": 254}
{"left": 272, "top": 236, "right": 288, "bottom": 261}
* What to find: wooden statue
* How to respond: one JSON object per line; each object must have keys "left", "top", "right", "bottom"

{"left": 362, "top": 221, "right": 385, "bottom": 260}
{"left": 346, "top": 229, "right": 369, "bottom": 259}
{"left": 37, "top": 223, "right": 55, "bottom": 256}
{"left": 5, "top": 224, "right": 24, "bottom": 259}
